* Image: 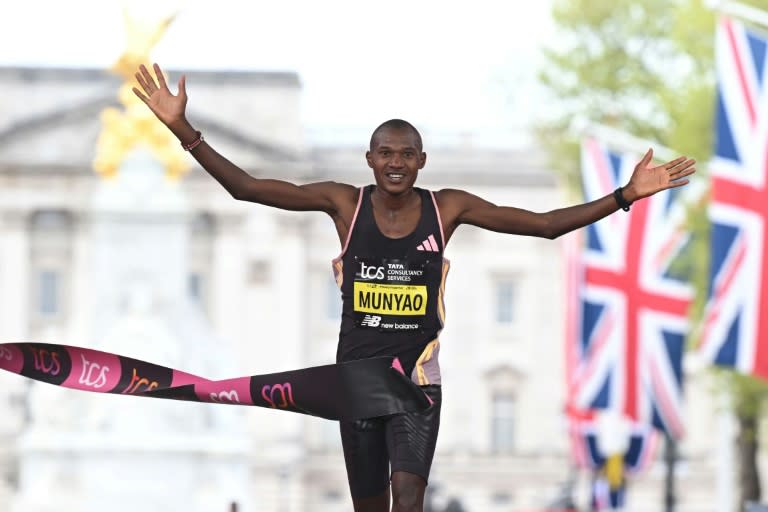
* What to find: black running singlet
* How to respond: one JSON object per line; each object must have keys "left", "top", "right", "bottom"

{"left": 332, "top": 186, "right": 450, "bottom": 385}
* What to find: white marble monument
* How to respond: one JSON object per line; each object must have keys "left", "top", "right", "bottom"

{"left": 13, "top": 149, "right": 252, "bottom": 512}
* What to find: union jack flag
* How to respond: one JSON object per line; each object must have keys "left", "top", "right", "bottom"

{"left": 563, "top": 230, "right": 657, "bottom": 491}
{"left": 699, "top": 16, "right": 768, "bottom": 377}
{"left": 566, "top": 138, "right": 693, "bottom": 439}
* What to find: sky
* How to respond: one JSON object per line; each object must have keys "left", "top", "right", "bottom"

{"left": 0, "top": 0, "right": 555, "bottom": 144}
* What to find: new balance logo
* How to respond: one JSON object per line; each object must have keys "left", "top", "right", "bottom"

{"left": 361, "top": 315, "right": 382, "bottom": 327}
{"left": 416, "top": 234, "right": 440, "bottom": 252}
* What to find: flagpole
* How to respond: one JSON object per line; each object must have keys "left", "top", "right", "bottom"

{"left": 708, "top": 0, "right": 768, "bottom": 29}
{"left": 718, "top": 390, "right": 735, "bottom": 512}
{"left": 664, "top": 432, "right": 678, "bottom": 512}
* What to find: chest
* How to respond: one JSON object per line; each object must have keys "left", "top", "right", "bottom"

{"left": 371, "top": 201, "right": 422, "bottom": 239}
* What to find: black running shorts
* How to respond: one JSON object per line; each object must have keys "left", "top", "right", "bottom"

{"left": 339, "top": 385, "right": 442, "bottom": 499}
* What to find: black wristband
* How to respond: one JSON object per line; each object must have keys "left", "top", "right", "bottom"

{"left": 613, "top": 187, "right": 632, "bottom": 212}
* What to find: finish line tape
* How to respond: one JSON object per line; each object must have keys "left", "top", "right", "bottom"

{"left": 0, "top": 342, "right": 431, "bottom": 421}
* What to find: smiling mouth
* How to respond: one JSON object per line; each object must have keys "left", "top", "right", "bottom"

{"left": 386, "top": 173, "right": 405, "bottom": 182}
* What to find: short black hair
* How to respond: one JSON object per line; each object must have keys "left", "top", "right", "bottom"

{"left": 369, "top": 119, "right": 423, "bottom": 152}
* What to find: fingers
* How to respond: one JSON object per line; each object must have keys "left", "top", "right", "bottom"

{"left": 639, "top": 148, "right": 653, "bottom": 167}
{"left": 674, "top": 166, "right": 697, "bottom": 180}
{"left": 668, "top": 158, "right": 696, "bottom": 176}
{"left": 153, "top": 63, "right": 169, "bottom": 91}
{"left": 140, "top": 64, "right": 157, "bottom": 93}
{"left": 178, "top": 74, "right": 187, "bottom": 99}
{"left": 134, "top": 68, "right": 151, "bottom": 95}
{"left": 134, "top": 63, "right": 185, "bottom": 99}
{"left": 663, "top": 156, "right": 688, "bottom": 170}
{"left": 132, "top": 86, "right": 150, "bottom": 104}
{"left": 133, "top": 64, "right": 160, "bottom": 98}
{"left": 666, "top": 164, "right": 696, "bottom": 190}
{"left": 668, "top": 178, "right": 690, "bottom": 188}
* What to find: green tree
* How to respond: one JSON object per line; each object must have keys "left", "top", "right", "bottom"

{"left": 537, "top": 0, "right": 768, "bottom": 509}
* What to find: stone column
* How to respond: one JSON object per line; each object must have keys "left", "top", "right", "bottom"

{"left": 0, "top": 210, "right": 30, "bottom": 343}
{"left": 270, "top": 214, "right": 310, "bottom": 371}
{"left": 67, "top": 211, "right": 93, "bottom": 345}
{"left": 210, "top": 211, "right": 247, "bottom": 349}
{"left": 0, "top": 210, "right": 30, "bottom": 506}
{"left": 0, "top": 210, "right": 31, "bottom": 434}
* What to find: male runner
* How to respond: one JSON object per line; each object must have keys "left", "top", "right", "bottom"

{"left": 132, "top": 63, "right": 696, "bottom": 512}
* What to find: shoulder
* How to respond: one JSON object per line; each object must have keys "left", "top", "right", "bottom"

{"left": 303, "top": 180, "right": 360, "bottom": 206}
{"left": 431, "top": 189, "right": 477, "bottom": 234}
{"left": 433, "top": 188, "right": 489, "bottom": 211}
{"left": 433, "top": 188, "right": 500, "bottom": 233}
{"left": 304, "top": 180, "right": 358, "bottom": 195}
{"left": 433, "top": 188, "right": 470, "bottom": 201}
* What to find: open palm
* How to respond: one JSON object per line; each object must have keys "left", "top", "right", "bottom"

{"left": 132, "top": 63, "right": 187, "bottom": 127}
{"left": 626, "top": 148, "right": 696, "bottom": 201}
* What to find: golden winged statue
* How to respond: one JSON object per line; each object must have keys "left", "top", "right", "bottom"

{"left": 93, "top": 8, "right": 188, "bottom": 180}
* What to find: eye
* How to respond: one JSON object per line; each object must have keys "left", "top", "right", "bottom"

{"left": 404, "top": 151, "right": 414, "bottom": 158}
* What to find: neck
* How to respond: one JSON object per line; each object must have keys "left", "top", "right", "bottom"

{"left": 372, "top": 186, "right": 417, "bottom": 211}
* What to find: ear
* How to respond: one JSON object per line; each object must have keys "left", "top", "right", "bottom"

{"left": 365, "top": 150, "right": 374, "bottom": 169}
{"left": 419, "top": 152, "right": 427, "bottom": 169}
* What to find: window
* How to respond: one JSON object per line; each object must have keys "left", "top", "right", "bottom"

{"left": 29, "top": 210, "right": 72, "bottom": 326}
{"left": 491, "top": 393, "right": 516, "bottom": 454}
{"left": 189, "top": 212, "right": 215, "bottom": 312}
{"left": 247, "top": 260, "right": 270, "bottom": 285}
{"left": 491, "top": 491, "right": 512, "bottom": 505}
{"left": 494, "top": 279, "right": 516, "bottom": 324}
{"left": 323, "top": 489, "right": 342, "bottom": 502}
{"left": 188, "top": 272, "right": 203, "bottom": 302}
{"left": 38, "top": 270, "right": 60, "bottom": 316}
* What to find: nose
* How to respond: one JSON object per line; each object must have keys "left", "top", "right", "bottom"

{"left": 389, "top": 154, "right": 404, "bottom": 168}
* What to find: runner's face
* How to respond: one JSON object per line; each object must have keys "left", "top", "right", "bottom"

{"left": 366, "top": 128, "right": 426, "bottom": 195}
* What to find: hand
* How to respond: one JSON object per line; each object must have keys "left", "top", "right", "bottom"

{"left": 132, "top": 63, "right": 187, "bottom": 127}
{"left": 623, "top": 148, "right": 696, "bottom": 202}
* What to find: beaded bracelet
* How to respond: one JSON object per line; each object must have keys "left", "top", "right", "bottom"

{"left": 181, "top": 131, "right": 204, "bottom": 151}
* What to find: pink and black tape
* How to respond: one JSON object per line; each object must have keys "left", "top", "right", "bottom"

{"left": 0, "top": 343, "right": 431, "bottom": 421}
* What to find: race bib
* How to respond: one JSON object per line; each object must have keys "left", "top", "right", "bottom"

{"left": 353, "top": 258, "right": 429, "bottom": 331}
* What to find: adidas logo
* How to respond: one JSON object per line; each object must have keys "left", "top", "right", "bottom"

{"left": 416, "top": 234, "right": 440, "bottom": 252}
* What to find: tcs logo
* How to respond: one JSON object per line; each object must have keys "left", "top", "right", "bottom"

{"left": 359, "top": 263, "right": 385, "bottom": 280}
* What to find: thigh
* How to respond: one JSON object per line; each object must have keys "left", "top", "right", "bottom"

{"left": 340, "top": 417, "right": 391, "bottom": 500}
{"left": 385, "top": 385, "right": 442, "bottom": 482}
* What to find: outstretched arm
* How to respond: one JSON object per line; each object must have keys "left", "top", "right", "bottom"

{"left": 436, "top": 149, "right": 696, "bottom": 241}
{"left": 132, "top": 63, "right": 355, "bottom": 214}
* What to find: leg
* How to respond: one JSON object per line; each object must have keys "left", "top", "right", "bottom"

{"left": 352, "top": 489, "right": 390, "bottom": 512}
{"left": 391, "top": 471, "right": 426, "bottom": 512}
{"left": 386, "top": 385, "right": 442, "bottom": 512}
{"left": 340, "top": 418, "right": 391, "bottom": 512}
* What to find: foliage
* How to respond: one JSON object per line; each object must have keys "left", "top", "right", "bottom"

{"left": 537, "top": 0, "right": 712, "bottom": 193}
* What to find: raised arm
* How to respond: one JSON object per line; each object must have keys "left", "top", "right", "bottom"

{"left": 132, "top": 63, "right": 356, "bottom": 214}
{"left": 436, "top": 149, "right": 696, "bottom": 242}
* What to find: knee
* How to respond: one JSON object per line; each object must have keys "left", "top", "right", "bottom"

{"left": 392, "top": 491, "right": 420, "bottom": 512}
{"left": 391, "top": 478, "right": 424, "bottom": 512}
